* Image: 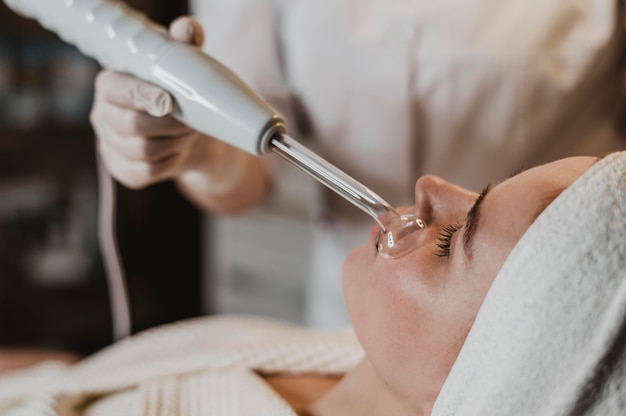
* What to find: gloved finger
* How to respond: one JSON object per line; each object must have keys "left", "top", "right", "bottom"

{"left": 125, "top": 152, "right": 188, "bottom": 187}
{"left": 94, "top": 69, "right": 173, "bottom": 117}
{"left": 96, "top": 98, "right": 190, "bottom": 137}
{"left": 169, "top": 16, "right": 205, "bottom": 47}
{"left": 104, "top": 132, "right": 197, "bottom": 164}
{"left": 99, "top": 138, "right": 188, "bottom": 189}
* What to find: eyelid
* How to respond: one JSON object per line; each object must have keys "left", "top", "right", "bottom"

{"left": 462, "top": 184, "right": 492, "bottom": 261}
{"left": 452, "top": 221, "right": 467, "bottom": 259}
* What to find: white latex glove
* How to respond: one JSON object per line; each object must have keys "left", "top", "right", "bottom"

{"left": 90, "top": 17, "right": 242, "bottom": 190}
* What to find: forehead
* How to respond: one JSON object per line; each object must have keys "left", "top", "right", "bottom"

{"left": 496, "top": 156, "right": 598, "bottom": 208}
{"left": 471, "top": 156, "right": 599, "bottom": 262}
{"left": 517, "top": 156, "right": 599, "bottom": 185}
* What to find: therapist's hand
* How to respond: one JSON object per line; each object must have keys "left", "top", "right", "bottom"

{"left": 90, "top": 17, "right": 240, "bottom": 190}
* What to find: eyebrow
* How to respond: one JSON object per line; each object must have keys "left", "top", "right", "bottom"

{"left": 463, "top": 184, "right": 492, "bottom": 260}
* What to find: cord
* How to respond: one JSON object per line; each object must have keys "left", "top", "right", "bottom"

{"left": 96, "top": 154, "right": 131, "bottom": 341}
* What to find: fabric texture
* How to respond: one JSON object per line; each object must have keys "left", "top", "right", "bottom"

{"left": 192, "top": 0, "right": 626, "bottom": 328}
{"left": 432, "top": 151, "right": 626, "bottom": 415}
{"left": 0, "top": 316, "right": 363, "bottom": 416}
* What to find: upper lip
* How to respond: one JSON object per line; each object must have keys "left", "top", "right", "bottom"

{"left": 371, "top": 222, "right": 383, "bottom": 243}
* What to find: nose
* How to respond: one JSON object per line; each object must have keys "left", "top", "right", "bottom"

{"left": 413, "top": 175, "right": 478, "bottom": 225}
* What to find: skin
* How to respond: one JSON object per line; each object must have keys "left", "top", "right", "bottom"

{"left": 300, "top": 156, "right": 598, "bottom": 416}
{"left": 0, "top": 348, "right": 80, "bottom": 375}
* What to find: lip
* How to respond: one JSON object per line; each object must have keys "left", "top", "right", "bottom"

{"left": 370, "top": 222, "right": 383, "bottom": 243}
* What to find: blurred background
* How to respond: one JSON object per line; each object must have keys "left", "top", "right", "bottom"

{"left": 0, "top": 0, "right": 313, "bottom": 357}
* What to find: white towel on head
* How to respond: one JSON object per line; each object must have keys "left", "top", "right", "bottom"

{"left": 432, "top": 152, "right": 626, "bottom": 416}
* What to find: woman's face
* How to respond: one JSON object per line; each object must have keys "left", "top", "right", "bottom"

{"left": 342, "top": 156, "right": 599, "bottom": 404}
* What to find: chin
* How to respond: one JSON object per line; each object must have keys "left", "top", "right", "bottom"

{"left": 342, "top": 247, "right": 362, "bottom": 306}
{"left": 342, "top": 243, "right": 374, "bottom": 318}
{"left": 342, "top": 244, "right": 369, "bottom": 281}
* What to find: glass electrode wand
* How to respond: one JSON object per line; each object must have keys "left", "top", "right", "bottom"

{"left": 271, "top": 134, "right": 399, "bottom": 231}
{"left": 272, "top": 134, "right": 426, "bottom": 259}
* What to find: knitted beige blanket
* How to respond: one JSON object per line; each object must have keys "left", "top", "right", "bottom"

{"left": 0, "top": 316, "right": 363, "bottom": 415}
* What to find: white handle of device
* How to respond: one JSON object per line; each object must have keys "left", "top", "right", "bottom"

{"left": 4, "top": 0, "right": 286, "bottom": 156}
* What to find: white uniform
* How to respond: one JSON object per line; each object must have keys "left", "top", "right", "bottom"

{"left": 192, "top": 0, "right": 626, "bottom": 327}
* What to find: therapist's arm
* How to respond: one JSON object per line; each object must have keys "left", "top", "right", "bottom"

{"left": 175, "top": 142, "right": 273, "bottom": 215}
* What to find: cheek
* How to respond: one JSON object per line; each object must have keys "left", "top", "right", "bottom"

{"left": 349, "top": 277, "right": 408, "bottom": 371}
{"left": 345, "top": 253, "right": 428, "bottom": 358}
{"left": 345, "top": 251, "right": 477, "bottom": 387}
{"left": 342, "top": 243, "right": 373, "bottom": 305}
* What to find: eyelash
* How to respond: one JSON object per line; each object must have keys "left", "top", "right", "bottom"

{"left": 436, "top": 224, "right": 460, "bottom": 257}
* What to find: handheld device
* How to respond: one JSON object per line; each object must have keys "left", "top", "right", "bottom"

{"left": 4, "top": 0, "right": 399, "bottom": 227}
